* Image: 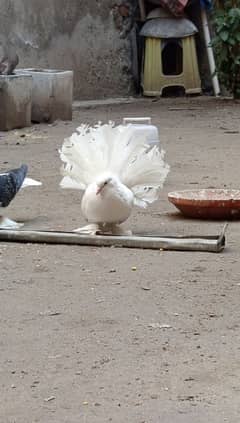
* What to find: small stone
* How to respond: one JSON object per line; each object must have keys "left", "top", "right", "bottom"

{"left": 32, "top": 380, "right": 40, "bottom": 386}
{"left": 148, "top": 323, "right": 172, "bottom": 329}
{"left": 44, "top": 396, "right": 56, "bottom": 402}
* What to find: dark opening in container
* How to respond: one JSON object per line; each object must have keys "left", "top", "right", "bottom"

{"left": 162, "top": 39, "right": 183, "bottom": 75}
{"left": 162, "top": 86, "right": 185, "bottom": 97}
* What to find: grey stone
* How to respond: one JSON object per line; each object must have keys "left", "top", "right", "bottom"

{"left": 17, "top": 68, "right": 73, "bottom": 123}
{"left": 0, "top": 74, "right": 32, "bottom": 131}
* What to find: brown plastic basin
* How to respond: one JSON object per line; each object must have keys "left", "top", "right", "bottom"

{"left": 168, "top": 189, "right": 240, "bottom": 219}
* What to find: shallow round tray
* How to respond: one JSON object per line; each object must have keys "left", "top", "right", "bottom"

{"left": 168, "top": 189, "right": 240, "bottom": 219}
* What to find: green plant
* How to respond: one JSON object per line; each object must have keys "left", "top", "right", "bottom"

{"left": 211, "top": 1, "right": 240, "bottom": 98}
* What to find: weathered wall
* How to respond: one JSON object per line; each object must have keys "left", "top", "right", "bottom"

{"left": 0, "top": 0, "right": 138, "bottom": 99}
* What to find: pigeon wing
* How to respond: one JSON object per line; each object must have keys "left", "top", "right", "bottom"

{"left": 0, "top": 164, "right": 28, "bottom": 207}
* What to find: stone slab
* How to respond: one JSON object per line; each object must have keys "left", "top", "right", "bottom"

{"left": 0, "top": 74, "right": 32, "bottom": 131}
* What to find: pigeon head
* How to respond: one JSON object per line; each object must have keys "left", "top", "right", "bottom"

{"left": 96, "top": 173, "right": 118, "bottom": 195}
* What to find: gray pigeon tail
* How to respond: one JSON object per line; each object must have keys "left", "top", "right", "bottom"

{"left": 0, "top": 164, "right": 28, "bottom": 207}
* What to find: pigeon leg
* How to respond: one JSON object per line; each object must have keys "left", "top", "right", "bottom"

{"left": 108, "top": 224, "right": 132, "bottom": 236}
{"left": 73, "top": 223, "right": 132, "bottom": 236}
{"left": 0, "top": 216, "right": 24, "bottom": 229}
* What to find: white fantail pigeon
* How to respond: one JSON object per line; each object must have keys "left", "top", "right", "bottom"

{"left": 0, "top": 164, "right": 42, "bottom": 229}
{"left": 59, "top": 122, "right": 170, "bottom": 235}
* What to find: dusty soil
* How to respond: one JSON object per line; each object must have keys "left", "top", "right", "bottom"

{"left": 1, "top": 97, "right": 240, "bottom": 423}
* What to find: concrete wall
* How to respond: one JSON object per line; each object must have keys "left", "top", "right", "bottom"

{"left": 0, "top": 0, "right": 138, "bottom": 99}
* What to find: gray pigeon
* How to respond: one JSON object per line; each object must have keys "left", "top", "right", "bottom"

{"left": 0, "top": 164, "right": 42, "bottom": 229}
{"left": 0, "top": 44, "right": 19, "bottom": 75}
{"left": 0, "top": 164, "right": 28, "bottom": 207}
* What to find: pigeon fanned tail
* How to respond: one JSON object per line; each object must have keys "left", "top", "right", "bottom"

{"left": 21, "top": 177, "right": 42, "bottom": 188}
{"left": 59, "top": 123, "right": 170, "bottom": 207}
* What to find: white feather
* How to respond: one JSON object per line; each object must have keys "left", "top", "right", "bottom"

{"left": 59, "top": 122, "right": 170, "bottom": 231}
{"left": 21, "top": 177, "right": 42, "bottom": 188}
{"left": 60, "top": 175, "right": 85, "bottom": 190}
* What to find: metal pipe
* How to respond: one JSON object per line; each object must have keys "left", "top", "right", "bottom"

{"left": 0, "top": 228, "right": 226, "bottom": 252}
{"left": 201, "top": 7, "right": 221, "bottom": 96}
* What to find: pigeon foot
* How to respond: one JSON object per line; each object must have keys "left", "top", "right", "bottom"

{"left": 104, "top": 224, "right": 132, "bottom": 236}
{"left": 73, "top": 223, "right": 132, "bottom": 236}
{"left": 0, "top": 216, "right": 24, "bottom": 229}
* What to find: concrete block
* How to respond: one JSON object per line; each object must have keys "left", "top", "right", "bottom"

{"left": 17, "top": 69, "right": 73, "bottom": 123}
{"left": 0, "top": 74, "right": 32, "bottom": 131}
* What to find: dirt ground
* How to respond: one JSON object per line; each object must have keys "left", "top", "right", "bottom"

{"left": 1, "top": 97, "right": 240, "bottom": 423}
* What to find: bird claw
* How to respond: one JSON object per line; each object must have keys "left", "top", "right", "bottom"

{"left": 0, "top": 216, "right": 24, "bottom": 230}
{"left": 106, "top": 226, "right": 132, "bottom": 236}
{"left": 73, "top": 223, "right": 132, "bottom": 236}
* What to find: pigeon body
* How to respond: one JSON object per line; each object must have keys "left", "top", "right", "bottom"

{"left": 60, "top": 122, "right": 170, "bottom": 235}
{"left": 0, "top": 164, "right": 28, "bottom": 207}
{"left": 81, "top": 173, "right": 134, "bottom": 224}
{"left": 0, "top": 164, "right": 42, "bottom": 229}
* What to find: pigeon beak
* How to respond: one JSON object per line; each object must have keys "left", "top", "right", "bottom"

{"left": 96, "top": 185, "right": 103, "bottom": 195}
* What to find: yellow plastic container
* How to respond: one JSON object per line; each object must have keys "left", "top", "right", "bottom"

{"left": 142, "top": 35, "right": 201, "bottom": 96}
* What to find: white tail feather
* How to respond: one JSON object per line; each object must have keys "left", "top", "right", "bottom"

{"left": 22, "top": 177, "right": 42, "bottom": 188}
{"left": 59, "top": 122, "right": 170, "bottom": 207}
{"left": 60, "top": 175, "right": 85, "bottom": 190}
